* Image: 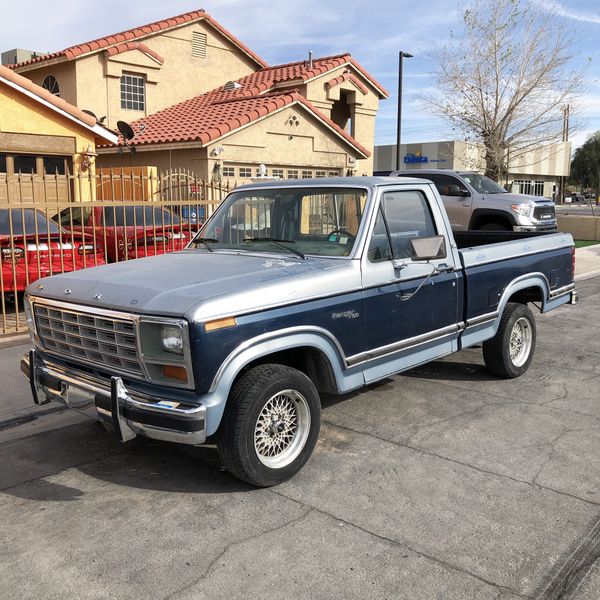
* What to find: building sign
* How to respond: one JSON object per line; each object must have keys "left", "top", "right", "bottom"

{"left": 404, "top": 152, "right": 428, "bottom": 164}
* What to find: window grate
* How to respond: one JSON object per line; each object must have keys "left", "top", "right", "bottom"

{"left": 192, "top": 32, "right": 207, "bottom": 58}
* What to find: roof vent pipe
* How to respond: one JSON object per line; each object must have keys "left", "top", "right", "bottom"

{"left": 308, "top": 50, "right": 313, "bottom": 69}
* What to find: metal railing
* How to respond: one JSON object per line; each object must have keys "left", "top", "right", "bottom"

{"left": 1, "top": 168, "right": 231, "bottom": 336}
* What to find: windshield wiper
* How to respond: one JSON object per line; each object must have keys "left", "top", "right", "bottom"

{"left": 193, "top": 237, "right": 219, "bottom": 252}
{"left": 245, "top": 237, "right": 306, "bottom": 260}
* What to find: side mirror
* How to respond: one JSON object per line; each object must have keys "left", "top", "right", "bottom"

{"left": 409, "top": 235, "right": 447, "bottom": 261}
{"left": 447, "top": 184, "right": 470, "bottom": 197}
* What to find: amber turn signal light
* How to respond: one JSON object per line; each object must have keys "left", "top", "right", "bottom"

{"left": 162, "top": 365, "right": 188, "bottom": 382}
{"left": 204, "top": 316, "right": 237, "bottom": 332}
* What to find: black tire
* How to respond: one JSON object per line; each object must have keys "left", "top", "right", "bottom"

{"left": 477, "top": 222, "right": 511, "bottom": 231}
{"left": 217, "top": 364, "right": 321, "bottom": 487}
{"left": 483, "top": 302, "right": 536, "bottom": 378}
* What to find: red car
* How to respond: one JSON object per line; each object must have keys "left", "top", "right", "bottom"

{"left": 55, "top": 204, "right": 192, "bottom": 262}
{"left": 1, "top": 208, "right": 105, "bottom": 294}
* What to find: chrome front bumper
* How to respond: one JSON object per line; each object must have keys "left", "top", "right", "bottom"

{"left": 21, "top": 350, "right": 206, "bottom": 445}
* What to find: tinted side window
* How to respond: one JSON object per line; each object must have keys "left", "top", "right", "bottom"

{"left": 427, "top": 174, "right": 464, "bottom": 196}
{"left": 382, "top": 190, "right": 437, "bottom": 259}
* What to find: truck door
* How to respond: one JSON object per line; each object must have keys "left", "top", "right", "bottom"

{"left": 360, "top": 188, "right": 462, "bottom": 383}
{"left": 429, "top": 174, "right": 473, "bottom": 231}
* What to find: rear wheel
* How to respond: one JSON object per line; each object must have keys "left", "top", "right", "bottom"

{"left": 217, "top": 364, "right": 321, "bottom": 487}
{"left": 483, "top": 302, "right": 536, "bottom": 378}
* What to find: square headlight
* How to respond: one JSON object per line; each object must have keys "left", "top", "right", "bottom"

{"left": 161, "top": 324, "right": 184, "bottom": 355}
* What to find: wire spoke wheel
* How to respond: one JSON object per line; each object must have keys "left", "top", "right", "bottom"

{"left": 509, "top": 316, "right": 533, "bottom": 367}
{"left": 254, "top": 389, "right": 311, "bottom": 469}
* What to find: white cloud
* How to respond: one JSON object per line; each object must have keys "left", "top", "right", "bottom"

{"left": 532, "top": 0, "right": 600, "bottom": 24}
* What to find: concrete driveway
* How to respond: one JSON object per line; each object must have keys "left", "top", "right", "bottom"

{"left": 1, "top": 276, "right": 599, "bottom": 600}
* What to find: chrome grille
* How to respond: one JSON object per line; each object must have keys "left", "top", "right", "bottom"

{"left": 34, "top": 304, "right": 143, "bottom": 376}
{"left": 533, "top": 205, "right": 555, "bottom": 220}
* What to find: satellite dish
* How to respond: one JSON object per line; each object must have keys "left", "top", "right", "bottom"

{"left": 117, "top": 120, "right": 135, "bottom": 141}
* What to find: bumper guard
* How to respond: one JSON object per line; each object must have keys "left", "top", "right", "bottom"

{"left": 21, "top": 350, "right": 206, "bottom": 445}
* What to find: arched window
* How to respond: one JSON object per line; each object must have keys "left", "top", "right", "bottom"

{"left": 42, "top": 75, "right": 60, "bottom": 96}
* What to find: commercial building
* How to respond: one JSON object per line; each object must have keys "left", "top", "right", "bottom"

{"left": 374, "top": 140, "right": 572, "bottom": 199}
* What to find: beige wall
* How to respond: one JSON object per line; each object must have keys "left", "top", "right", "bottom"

{"left": 19, "top": 20, "right": 259, "bottom": 129}
{"left": 21, "top": 61, "right": 78, "bottom": 106}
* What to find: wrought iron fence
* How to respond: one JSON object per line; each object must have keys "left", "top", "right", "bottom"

{"left": 1, "top": 168, "right": 231, "bottom": 336}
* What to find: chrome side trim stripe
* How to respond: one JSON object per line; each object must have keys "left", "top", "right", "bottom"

{"left": 465, "top": 311, "right": 499, "bottom": 328}
{"left": 549, "top": 283, "right": 575, "bottom": 298}
{"left": 346, "top": 323, "right": 463, "bottom": 367}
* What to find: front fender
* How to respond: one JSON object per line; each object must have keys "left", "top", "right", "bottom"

{"left": 199, "top": 327, "right": 364, "bottom": 436}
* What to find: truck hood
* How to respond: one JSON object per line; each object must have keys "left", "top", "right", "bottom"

{"left": 26, "top": 250, "right": 360, "bottom": 321}
{"left": 488, "top": 193, "right": 553, "bottom": 204}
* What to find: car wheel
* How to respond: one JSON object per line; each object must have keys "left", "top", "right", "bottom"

{"left": 217, "top": 364, "right": 321, "bottom": 487}
{"left": 483, "top": 302, "right": 536, "bottom": 378}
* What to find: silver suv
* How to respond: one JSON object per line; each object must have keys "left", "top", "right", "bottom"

{"left": 391, "top": 169, "right": 557, "bottom": 232}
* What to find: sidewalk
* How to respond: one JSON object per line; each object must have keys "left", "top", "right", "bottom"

{"left": 575, "top": 243, "right": 600, "bottom": 281}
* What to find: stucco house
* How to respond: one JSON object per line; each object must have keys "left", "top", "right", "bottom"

{"left": 0, "top": 65, "right": 117, "bottom": 202}
{"left": 6, "top": 9, "right": 387, "bottom": 178}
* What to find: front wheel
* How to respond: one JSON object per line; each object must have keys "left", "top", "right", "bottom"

{"left": 482, "top": 302, "right": 536, "bottom": 378}
{"left": 217, "top": 364, "right": 321, "bottom": 487}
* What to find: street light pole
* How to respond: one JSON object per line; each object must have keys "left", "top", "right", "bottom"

{"left": 396, "top": 51, "right": 413, "bottom": 171}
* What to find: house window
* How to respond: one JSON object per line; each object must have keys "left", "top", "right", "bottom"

{"left": 513, "top": 179, "right": 545, "bottom": 196}
{"left": 328, "top": 171, "right": 339, "bottom": 177}
{"left": 42, "top": 75, "right": 60, "bottom": 96}
{"left": 315, "top": 171, "right": 326, "bottom": 178}
{"left": 222, "top": 166, "right": 235, "bottom": 177}
{"left": 239, "top": 167, "right": 251, "bottom": 178}
{"left": 13, "top": 154, "right": 37, "bottom": 174}
{"left": 43, "top": 156, "right": 67, "bottom": 175}
{"left": 287, "top": 170, "right": 298, "bottom": 179}
{"left": 301, "top": 170, "right": 312, "bottom": 179}
{"left": 272, "top": 168, "right": 284, "bottom": 178}
{"left": 192, "top": 31, "right": 207, "bottom": 58}
{"left": 256, "top": 167, "right": 268, "bottom": 177}
{"left": 0, "top": 154, "right": 6, "bottom": 173}
{"left": 120, "top": 74, "right": 145, "bottom": 111}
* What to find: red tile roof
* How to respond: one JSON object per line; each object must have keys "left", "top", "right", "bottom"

{"left": 325, "top": 71, "right": 369, "bottom": 95}
{"left": 11, "top": 9, "right": 266, "bottom": 69}
{"left": 102, "top": 85, "right": 369, "bottom": 157}
{"left": 105, "top": 42, "right": 164, "bottom": 65}
{"left": 0, "top": 65, "right": 117, "bottom": 142}
{"left": 234, "top": 54, "right": 388, "bottom": 99}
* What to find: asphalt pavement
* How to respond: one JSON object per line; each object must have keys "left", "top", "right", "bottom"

{"left": 1, "top": 274, "right": 599, "bottom": 599}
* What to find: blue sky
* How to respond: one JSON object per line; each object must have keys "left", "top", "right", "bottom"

{"left": 3, "top": 0, "right": 599, "bottom": 149}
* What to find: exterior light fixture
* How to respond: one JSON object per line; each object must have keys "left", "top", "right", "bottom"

{"left": 80, "top": 144, "right": 97, "bottom": 171}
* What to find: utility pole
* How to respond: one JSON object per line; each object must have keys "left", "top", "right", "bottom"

{"left": 395, "top": 51, "right": 413, "bottom": 171}
{"left": 560, "top": 104, "right": 570, "bottom": 204}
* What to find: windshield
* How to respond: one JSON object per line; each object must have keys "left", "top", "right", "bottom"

{"left": 193, "top": 187, "right": 368, "bottom": 257}
{"left": 0, "top": 208, "right": 61, "bottom": 236}
{"left": 460, "top": 173, "right": 507, "bottom": 194}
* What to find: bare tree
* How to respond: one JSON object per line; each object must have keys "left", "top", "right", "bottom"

{"left": 427, "top": 0, "right": 581, "bottom": 181}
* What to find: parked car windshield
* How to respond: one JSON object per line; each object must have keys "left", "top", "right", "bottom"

{"left": 0, "top": 208, "right": 61, "bottom": 236}
{"left": 460, "top": 173, "right": 507, "bottom": 194}
{"left": 103, "top": 206, "right": 181, "bottom": 227}
{"left": 194, "top": 187, "right": 369, "bottom": 257}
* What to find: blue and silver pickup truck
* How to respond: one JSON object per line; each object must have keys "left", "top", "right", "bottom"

{"left": 20, "top": 177, "right": 578, "bottom": 486}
